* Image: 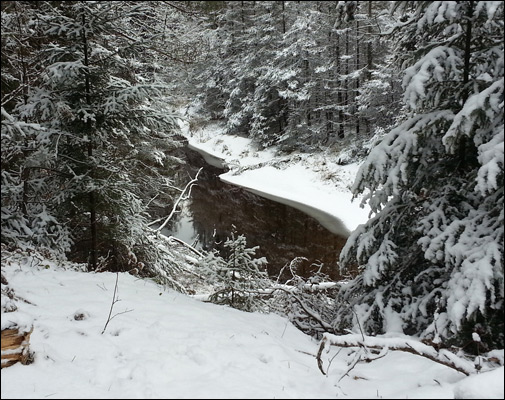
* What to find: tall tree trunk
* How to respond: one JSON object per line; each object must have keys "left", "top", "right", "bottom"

{"left": 281, "top": 1, "right": 286, "bottom": 34}
{"left": 355, "top": 19, "right": 360, "bottom": 136}
{"left": 366, "top": 1, "right": 373, "bottom": 80}
{"left": 459, "top": 0, "right": 474, "bottom": 169}
{"left": 81, "top": 13, "right": 98, "bottom": 271}
{"left": 241, "top": 1, "right": 245, "bottom": 33}
{"left": 335, "top": 33, "right": 345, "bottom": 139}
{"left": 14, "top": 2, "right": 30, "bottom": 218}
{"left": 462, "top": 0, "right": 474, "bottom": 102}
{"left": 364, "top": 1, "right": 374, "bottom": 135}
{"left": 342, "top": 28, "right": 350, "bottom": 138}
{"left": 304, "top": 57, "right": 311, "bottom": 126}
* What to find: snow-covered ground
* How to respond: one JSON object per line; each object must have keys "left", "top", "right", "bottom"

{"left": 2, "top": 253, "right": 503, "bottom": 399}
{"left": 182, "top": 120, "right": 370, "bottom": 237}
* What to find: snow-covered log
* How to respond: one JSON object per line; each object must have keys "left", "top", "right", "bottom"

{"left": 316, "top": 333, "right": 477, "bottom": 376}
{"left": 1, "top": 326, "right": 34, "bottom": 369}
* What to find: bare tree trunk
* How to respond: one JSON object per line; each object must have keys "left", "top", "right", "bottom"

{"left": 366, "top": 1, "right": 373, "bottom": 80}
{"left": 336, "top": 39, "right": 345, "bottom": 139}
{"left": 342, "top": 27, "right": 350, "bottom": 138}
{"left": 355, "top": 19, "right": 360, "bottom": 136}
{"left": 14, "top": 2, "right": 31, "bottom": 219}
{"left": 281, "top": 1, "right": 286, "bottom": 34}
{"left": 363, "top": 1, "right": 374, "bottom": 135}
{"left": 458, "top": 0, "right": 474, "bottom": 169}
{"left": 82, "top": 13, "right": 98, "bottom": 271}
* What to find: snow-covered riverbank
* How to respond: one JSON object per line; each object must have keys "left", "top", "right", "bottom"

{"left": 181, "top": 121, "right": 370, "bottom": 237}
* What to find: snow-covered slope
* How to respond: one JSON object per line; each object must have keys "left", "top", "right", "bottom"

{"left": 2, "top": 253, "right": 503, "bottom": 399}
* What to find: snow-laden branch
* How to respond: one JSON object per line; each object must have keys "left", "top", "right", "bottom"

{"left": 148, "top": 167, "right": 202, "bottom": 232}
{"left": 270, "top": 287, "right": 335, "bottom": 333}
{"left": 316, "top": 333, "right": 477, "bottom": 377}
{"left": 166, "top": 235, "right": 203, "bottom": 258}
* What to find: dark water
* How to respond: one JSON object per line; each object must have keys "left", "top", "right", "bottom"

{"left": 165, "top": 148, "right": 352, "bottom": 281}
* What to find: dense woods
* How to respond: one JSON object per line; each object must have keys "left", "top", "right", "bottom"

{"left": 195, "top": 0, "right": 401, "bottom": 154}
{"left": 2, "top": 0, "right": 503, "bottom": 358}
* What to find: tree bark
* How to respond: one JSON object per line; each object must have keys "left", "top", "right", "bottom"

{"left": 82, "top": 12, "right": 98, "bottom": 271}
{"left": 458, "top": 0, "right": 474, "bottom": 169}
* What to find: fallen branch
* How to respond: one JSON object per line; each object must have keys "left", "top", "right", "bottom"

{"left": 271, "top": 287, "right": 335, "bottom": 333}
{"left": 316, "top": 333, "right": 476, "bottom": 377}
{"left": 167, "top": 235, "right": 204, "bottom": 257}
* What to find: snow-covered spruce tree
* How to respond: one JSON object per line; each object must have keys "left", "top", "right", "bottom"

{"left": 353, "top": 2, "right": 403, "bottom": 158}
{"left": 201, "top": 229, "right": 272, "bottom": 312}
{"left": 191, "top": 1, "right": 252, "bottom": 128}
{"left": 261, "top": 1, "right": 334, "bottom": 151}
{"left": 3, "top": 2, "right": 192, "bottom": 281}
{"left": 1, "top": 2, "right": 72, "bottom": 256}
{"left": 335, "top": 1, "right": 504, "bottom": 352}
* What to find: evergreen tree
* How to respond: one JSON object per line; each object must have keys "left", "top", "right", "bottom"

{"left": 1, "top": 2, "right": 201, "bottom": 289}
{"left": 335, "top": 1, "right": 504, "bottom": 352}
{"left": 1, "top": 1, "right": 72, "bottom": 255}
{"left": 202, "top": 228, "right": 271, "bottom": 312}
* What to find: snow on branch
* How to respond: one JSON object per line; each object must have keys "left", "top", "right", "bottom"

{"left": 475, "top": 129, "right": 504, "bottom": 195}
{"left": 316, "top": 333, "right": 477, "bottom": 376}
{"left": 269, "top": 286, "right": 335, "bottom": 333}
{"left": 443, "top": 78, "right": 504, "bottom": 154}
{"left": 403, "top": 46, "right": 462, "bottom": 110}
{"left": 148, "top": 167, "right": 202, "bottom": 232}
{"left": 352, "top": 110, "right": 454, "bottom": 205}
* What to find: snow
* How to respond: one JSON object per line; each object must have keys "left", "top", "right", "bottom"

{"left": 1, "top": 310, "right": 34, "bottom": 333}
{"left": 453, "top": 367, "right": 505, "bottom": 399}
{"left": 472, "top": 332, "right": 481, "bottom": 342}
{"left": 180, "top": 120, "right": 370, "bottom": 237}
{"left": 221, "top": 165, "right": 360, "bottom": 237}
{"left": 2, "top": 255, "right": 504, "bottom": 399}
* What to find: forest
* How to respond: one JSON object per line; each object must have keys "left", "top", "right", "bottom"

{"left": 1, "top": 1, "right": 504, "bottom": 397}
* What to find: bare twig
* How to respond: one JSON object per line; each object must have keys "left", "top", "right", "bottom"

{"left": 101, "top": 271, "right": 133, "bottom": 334}
{"left": 167, "top": 235, "right": 204, "bottom": 257}
{"left": 337, "top": 348, "right": 363, "bottom": 383}
{"left": 349, "top": 302, "right": 365, "bottom": 342}
{"left": 327, "top": 349, "right": 343, "bottom": 376}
